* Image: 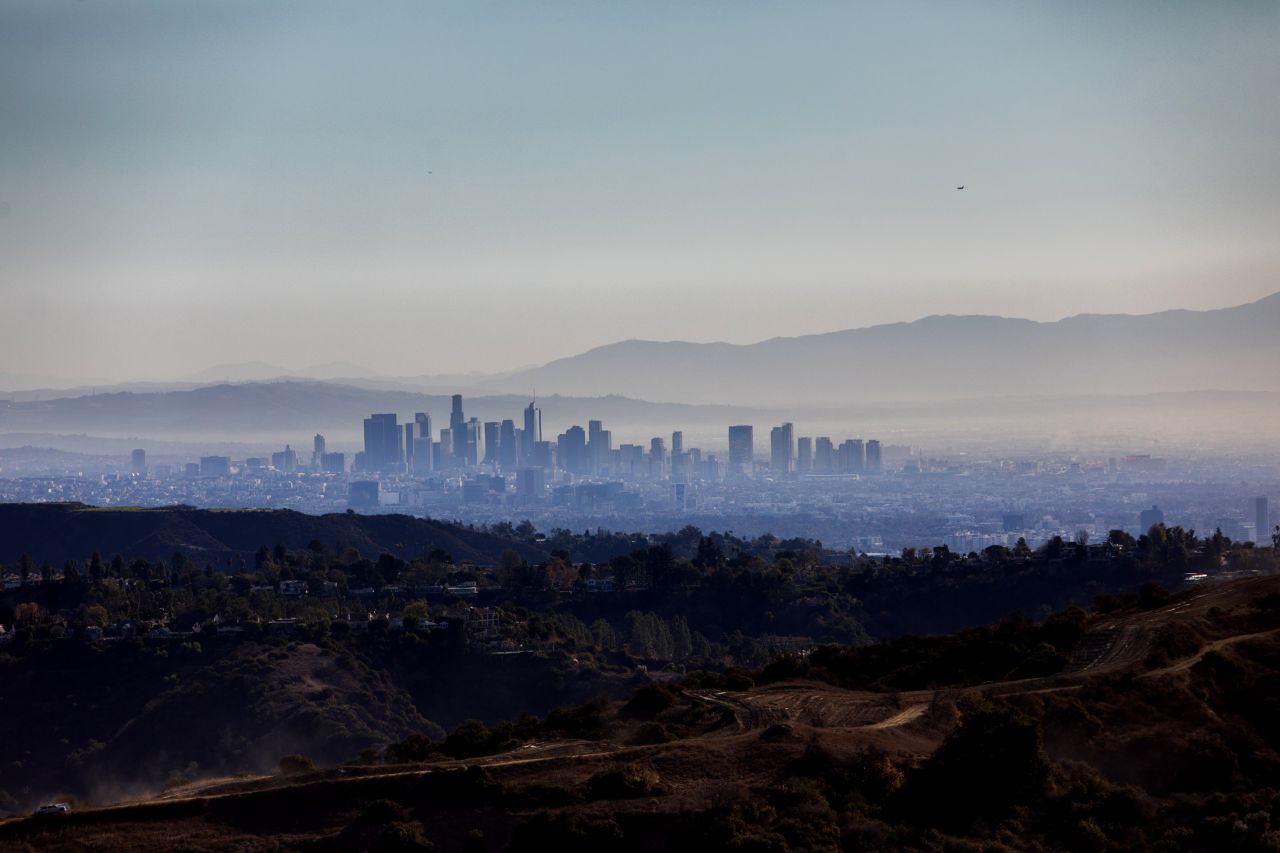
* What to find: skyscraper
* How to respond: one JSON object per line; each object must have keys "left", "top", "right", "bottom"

{"left": 130, "top": 448, "right": 146, "bottom": 477}
{"left": 796, "top": 437, "right": 812, "bottom": 473}
{"left": 483, "top": 421, "right": 500, "bottom": 465}
{"left": 840, "top": 439, "right": 864, "bottom": 474}
{"left": 728, "top": 425, "right": 754, "bottom": 473}
{"left": 649, "top": 437, "right": 666, "bottom": 479}
{"left": 522, "top": 402, "right": 541, "bottom": 461}
{"left": 498, "top": 419, "right": 518, "bottom": 470}
{"left": 814, "top": 437, "right": 833, "bottom": 474}
{"left": 450, "top": 394, "right": 466, "bottom": 466}
{"left": 588, "top": 420, "right": 607, "bottom": 474}
{"left": 865, "top": 439, "right": 882, "bottom": 473}
{"left": 558, "top": 426, "right": 587, "bottom": 474}
{"left": 1256, "top": 496, "right": 1271, "bottom": 545}
{"left": 362, "top": 413, "right": 401, "bottom": 470}
{"left": 465, "top": 417, "right": 481, "bottom": 467}
{"left": 769, "top": 422, "right": 794, "bottom": 473}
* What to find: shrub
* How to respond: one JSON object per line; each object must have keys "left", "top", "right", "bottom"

{"left": 622, "top": 684, "right": 677, "bottom": 718}
{"left": 586, "top": 763, "right": 661, "bottom": 800}
{"left": 278, "top": 753, "right": 317, "bottom": 775}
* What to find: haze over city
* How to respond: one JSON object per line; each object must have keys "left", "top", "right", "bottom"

{"left": 3, "top": 1, "right": 1279, "bottom": 385}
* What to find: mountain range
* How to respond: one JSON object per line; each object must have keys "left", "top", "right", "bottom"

{"left": 476, "top": 292, "right": 1280, "bottom": 405}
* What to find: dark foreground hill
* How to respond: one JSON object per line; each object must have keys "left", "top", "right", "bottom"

{"left": 0, "top": 504, "right": 547, "bottom": 567}
{"left": 3, "top": 574, "right": 1280, "bottom": 852}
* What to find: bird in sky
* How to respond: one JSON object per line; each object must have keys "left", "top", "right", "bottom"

{"left": 956, "top": 184, "right": 965, "bottom": 190}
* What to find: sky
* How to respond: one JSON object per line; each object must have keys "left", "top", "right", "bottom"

{"left": 2, "top": 0, "right": 1278, "bottom": 385}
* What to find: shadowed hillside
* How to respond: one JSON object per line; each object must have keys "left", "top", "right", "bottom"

{"left": 0, "top": 504, "right": 547, "bottom": 566}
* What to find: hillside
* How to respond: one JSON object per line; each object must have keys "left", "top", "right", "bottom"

{"left": 483, "top": 291, "right": 1280, "bottom": 405}
{"left": 0, "top": 504, "right": 548, "bottom": 567}
{"left": 3, "top": 574, "right": 1280, "bottom": 851}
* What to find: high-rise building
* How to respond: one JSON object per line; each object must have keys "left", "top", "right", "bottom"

{"left": 814, "top": 437, "right": 834, "bottom": 474}
{"left": 271, "top": 445, "right": 299, "bottom": 473}
{"left": 839, "top": 439, "right": 865, "bottom": 474}
{"left": 199, "top": 456, "right": 231, "bottom": 477}
{"left": 411, "top": 438, "right": 433, "bottom": 475}
{"left": 465, "top": 418, "right": 481, "bottom": 467}
{"left": 498, "top": 419, "right": 518, "bottom": 470}
{"left": 671, "top": 431, "right": 683, "bottom": 456}
{"left": 130, "top": 448, "right": 146, "bottom": 477}
{"left": 517, "top": 467, "right": 545, "bottom": 505}
{"left": 1140, "top": 505, "right": 1165, "bottom": 533}
{"left": 438, "top": 428, "right": 453, "bottom": 462}
{"left": 400, "top": 414, "right": 430, "bottom": 471}
{"left": 587, "top": 420, "right": 608, "bottom": 474}
{"left": 363, "top": 413, "right": 401, "bottom": 470}
{"left": 321, "top": 452, "right": 346, "bottom": 474}
{"left": 558, "top": 426, "right": 587, "bottom": 475}
{"left": 1256, "top": 496, "right": 1271, "bottom": 545}
{"left": 522, "top": 402, "right": 541, "bottom": 460}
{"left": 796, "top": 437, "right": 812, "bottom": 473}
{"left": 450, "top": 395, "right": 466, "bottom": 465}
{"left": 483, "top": 421, "right": 500, "bottom": 465}
{"left": 865, "top": 439, "right": 882, "bottom": 473}
{"left": 312, "top": 434, "right": 326, "bottom": 469}
{"left": 728, "top": 425, "right": 754, "bottom": 473}
{"left": 649, "top": 437, "right": 666, "bottom": 479}
{"left": 769, "top": 422, "right": 794, "bottom": 473}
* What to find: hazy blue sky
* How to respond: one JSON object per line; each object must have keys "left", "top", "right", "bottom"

{"left": 2, "top": 1, "right": 1278, "bottom": 383}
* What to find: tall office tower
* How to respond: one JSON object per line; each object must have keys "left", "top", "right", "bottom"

{"left": 522, "top": 402, "right": 541, "bottom": 460}
{"left": 130, "top": 448, "right": 147, "bottom": 477}
{"left": 587, "top": 420, "right": 606, "bottom": 474}
{"left": 363, "top": 413, "right": 401, "bottom": 470}
{"left": 450, "top": 394, "right": 466, "bottom": 465}
{"left": 465, "top": 418, "right": 481, "bottom": 467}
{"left": 438, "top": 428, "right": 453, "bottom": 464}
{"left": 498, "top": 419, "right": 518, "bottom": 470}
{"left": 415, "top": 412, "right": 432, "bottom": 442}
{"left": 865, "top": 439, "right": 882, "bottom": 473}
{"left": 1256, "top": 497, "right": 1271, "bottom": 544}
{"left": 531, "top": 440, "right": 554, "bottom": 470}
{"left": 312, "top": 433, "right": 326, "bottom": 460}
{"left": 728, "top": 425, "right": 754, "bottom": 473}
{"left": 517, "top": 467, "right": 545, "bottom": 506}
{"left": 796, "top": 437, "right": 812, "bottom": 473}
{"left": 814, "top": 437, "right": 833, "bottom": 474}
{"left": 272, "top": 444, "right": 299, "bottom": 473}
{"left": 1140, "top": 505, "right": 1165, "bottom": 532}
{"left": 671, "top": 431, "right": 684, "bottom": 456}
{"left": 837, "top": 439, "right": 864, "bottom": 474}
{"left": 404, "top": 423, "right": 417, "bottom": 468}
{"left": 558, "top": 426, "right": 587, "bottom": 474}
{"left": 648, "top": 437, "right": 667, "bottom": 479}
{"left": 321, "top": 452, "right": 346, "bottom": 474}
{"left": 483, "top": 421, "right": 500, "bottom": 464}
{"left": 769, "top": 422, "right": 794, "bottom": 473}
{"left": 411, "top": 437, "right": 433, "bottom": 474}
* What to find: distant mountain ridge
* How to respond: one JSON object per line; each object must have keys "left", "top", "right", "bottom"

{"left": 479, "top": 292, "right": 1280, "bottom": 405}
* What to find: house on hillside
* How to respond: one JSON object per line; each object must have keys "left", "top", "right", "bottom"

{"left": 278, "top": 580, "right": 306, "bottom": 598}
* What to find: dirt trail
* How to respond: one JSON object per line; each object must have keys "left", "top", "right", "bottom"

{"left": 1140, "top": 627, "right": 1280, "bottom": 679}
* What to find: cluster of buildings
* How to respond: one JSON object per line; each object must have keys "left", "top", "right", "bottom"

{"left": 346, "top": 396, "right": 884, "bottom": 482}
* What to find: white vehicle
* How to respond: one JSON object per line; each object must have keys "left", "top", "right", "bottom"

{"left": 34, "top": 803, "right": 70, "bottom": 816}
